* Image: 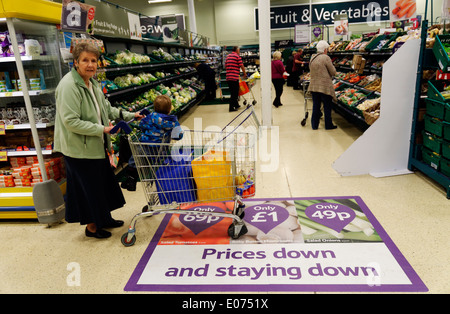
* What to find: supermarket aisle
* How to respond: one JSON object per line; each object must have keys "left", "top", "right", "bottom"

{"left": 1, "top": 81, "right": 449, "bottom": 294}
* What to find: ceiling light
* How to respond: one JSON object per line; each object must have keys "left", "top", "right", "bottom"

{"left": 148, "top": 0, "right": 172, "bottom": 3}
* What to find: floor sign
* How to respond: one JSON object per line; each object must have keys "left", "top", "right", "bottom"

{"left": 124, "top": 197, "right": 427, "bottom": 292}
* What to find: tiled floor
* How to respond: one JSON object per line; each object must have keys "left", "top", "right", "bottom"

{"left": 1, "top": 81, "right": 449, "bottom": 294}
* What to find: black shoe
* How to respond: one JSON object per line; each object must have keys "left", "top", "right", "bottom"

{"left": 85, "top": 228, "right": 111, "bottom": 239}
{"left": 325, "top": 125, "right": 337, "bottom": 130}
{"left": 127, "top": 178, "right": 137, "bottom": 191}
{"left": 121, "top": 176, "right": 137, "bottom": 191}
{"left": 103, "top": 219, "right": 124, "bottom": 229}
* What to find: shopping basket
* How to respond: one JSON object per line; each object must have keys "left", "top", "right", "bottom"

{"left": 120, "top": 105, "right": 261, "bottom": 246}
{"left": 240, "top": 73, "right": 258, "bottom": 106}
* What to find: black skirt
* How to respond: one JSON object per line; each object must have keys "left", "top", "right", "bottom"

{"left": 64, "top": 155, "right": 126, "bottom": 228}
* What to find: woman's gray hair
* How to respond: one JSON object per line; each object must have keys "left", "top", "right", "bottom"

{"left": 72, "top": 42, "right": 100, "bottom": 62}
{"left": 316, "top": 40, "right": 330, "bottom": 53}
{"left": 272, "top": 51, "right": 282, "bottom": 60}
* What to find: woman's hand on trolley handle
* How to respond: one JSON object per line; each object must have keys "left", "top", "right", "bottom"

{"left": 134, "top": 111, "right": 145, "bottom": 121}
{"left": 104, "top": 122, "right": 115, "bottom": 134}
{"left": 104, "top": 112, "right": 145, "bottom": 134}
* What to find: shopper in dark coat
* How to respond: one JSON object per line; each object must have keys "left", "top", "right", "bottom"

{"left": 286, "top": 50, "right": 295, "bottom": 87}
{"left": 54, "top": 42, "right": 143, "bottom": 239}
{"left": 194, "top": 62, "right": 217, "bottom": 101}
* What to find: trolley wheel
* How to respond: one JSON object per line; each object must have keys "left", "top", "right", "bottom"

{"left": 301, "top": 119, "right": 306, "bottom": 126}
{"left": 121, "top": 233, "right": 136, "bottom": 247}
{"left": 252, "top": 100, "right": 257, "bottom": 106}
{"left": 243, "top": 100, "right": 247, "bottom": 106}
{"left": 228, "top": 223, "right": 248, "bottom": 239}
{"left": 142, "top": 205, "right": 149, "bottom": 213}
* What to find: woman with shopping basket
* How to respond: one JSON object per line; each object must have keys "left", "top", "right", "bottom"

{"left": 54, "top": 42, "right": 144, "bottom": 239}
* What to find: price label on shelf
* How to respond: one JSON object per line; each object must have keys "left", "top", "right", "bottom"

{"left": 0, "top": 151, "right": 7, "bottom": 162}
{"left": 0, "top": 124, "right": 5, "bottom": 135}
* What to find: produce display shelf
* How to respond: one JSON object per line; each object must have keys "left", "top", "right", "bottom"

{"left": 331, "top": 100, "right": 369, "bottom": 131}
{"left": 104, "top": 71, "right": 197, "bottom": 98}
{"left": 0, "top": 88, "right": 54, "bottom": 97}
{"left": 432, "top": 34, "right": 450, "bottom": 73}
{"left": 174, "top": 91, "right": 205, "bottom": 118}
{"left": 100, "top": 60, "right": 203, "bottom": 74}
{"left": 2, "top": 122, "right": 53, "bottom": 130}
{"left": 3, "top": 149, "right": 52, "bottom": 157}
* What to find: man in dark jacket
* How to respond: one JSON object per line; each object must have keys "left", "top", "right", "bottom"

{"left": 194, "top": 62, "right": 217, "bottom": 101}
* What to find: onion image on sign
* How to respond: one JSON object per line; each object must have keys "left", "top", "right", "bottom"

{"left": 295, "top": 199, "right": 382, "bottom": 243}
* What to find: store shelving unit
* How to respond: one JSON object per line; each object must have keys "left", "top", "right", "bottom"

{"left": 0, "top": 0, "right": 66, "bottom": 218}
{"left": 408, "top": 14, "right": 450, "bottom": 198}
{"left": 95, "top": 34, "right": 218, "bottom": 118}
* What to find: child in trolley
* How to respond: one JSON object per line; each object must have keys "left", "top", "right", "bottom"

{"left": 122, "top": 95, "right": 183, "bottom": 191}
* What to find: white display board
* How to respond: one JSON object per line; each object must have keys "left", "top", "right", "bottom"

{"left": 332, "top": 39, "right": 420, "bottom": 177}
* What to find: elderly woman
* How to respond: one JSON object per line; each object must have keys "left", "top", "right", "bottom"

{"left": 271, "top": 50, "right": 286, "bottom": 108}
{"left": 307, "top": 40, "right": 337, "bottom": 130}
{"left": 54, "top": 43, "right": 143, "bottom": 239}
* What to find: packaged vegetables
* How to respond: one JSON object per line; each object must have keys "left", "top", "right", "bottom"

{"left": 113, "top": 50, "right": 151, "bottom": 65}
{"left": 335, "top": 88, "right": 367, "bottom": 106}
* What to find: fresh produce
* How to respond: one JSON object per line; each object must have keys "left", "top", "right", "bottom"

{"left": 348, "top": 74, "right": 365, "bottom": 84}
{"left": 113, "top": 50, "right": 151, "bottom": 65}
{"left": 440, "top": 85, "right": 450, "bottom": 99}
{"left": 356, "top": 74, "right": 380, "bottom": 87}
{"left": 364, "top": 78, "right": 382, "bottom": 92}
{"left": 336, "top": 88, "right": 367, "bottom": 106}
{"left": 151, "top": 48, "right": 175, "bottom": 62}
{"left": 345, "top": 37, "right": 362, "bottom": 50}
{"left": 370, "top": 60, "right": 384, "bottom": 70}
{"left": 357, "top": 97, "right": 381, "bottom": 111}
{"left": 388, "top": 30, "right": 420, "bottom": 49}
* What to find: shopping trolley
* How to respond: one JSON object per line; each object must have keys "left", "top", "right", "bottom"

{"left": 120, "top": 105, "right": 260, "bottom": 247}
{"left": 300, "top": 79, "right": 312, "bottom": 126}
{"left": 239, "top": 74, "right": 258, "bottom": 106}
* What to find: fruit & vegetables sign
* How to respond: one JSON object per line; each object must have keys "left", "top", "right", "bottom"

{"left": 255, "top": 0, "right": 416, "bottom": 30}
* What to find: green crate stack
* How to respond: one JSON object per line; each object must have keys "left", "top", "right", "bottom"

{"left": 422, "top": 80, "right": 450, "bottom": 177}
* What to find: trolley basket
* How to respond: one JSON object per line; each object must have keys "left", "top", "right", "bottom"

{"left": 121, "top": 123, "right": 258, "bottom": 246}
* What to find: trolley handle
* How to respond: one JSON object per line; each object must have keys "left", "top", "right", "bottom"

{"left": 110, "top": 108, "right": 150, "bottom": 135}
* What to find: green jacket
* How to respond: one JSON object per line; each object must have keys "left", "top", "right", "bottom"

{"left": 54, "top": 68, "right": 134, "bottom": 159}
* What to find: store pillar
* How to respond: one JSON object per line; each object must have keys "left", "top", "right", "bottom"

{"left": 187, "top": 0, "right": 197, "bottom": 34}
{"left": 258, "top": 0, "right": 272, "bottom": 127}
